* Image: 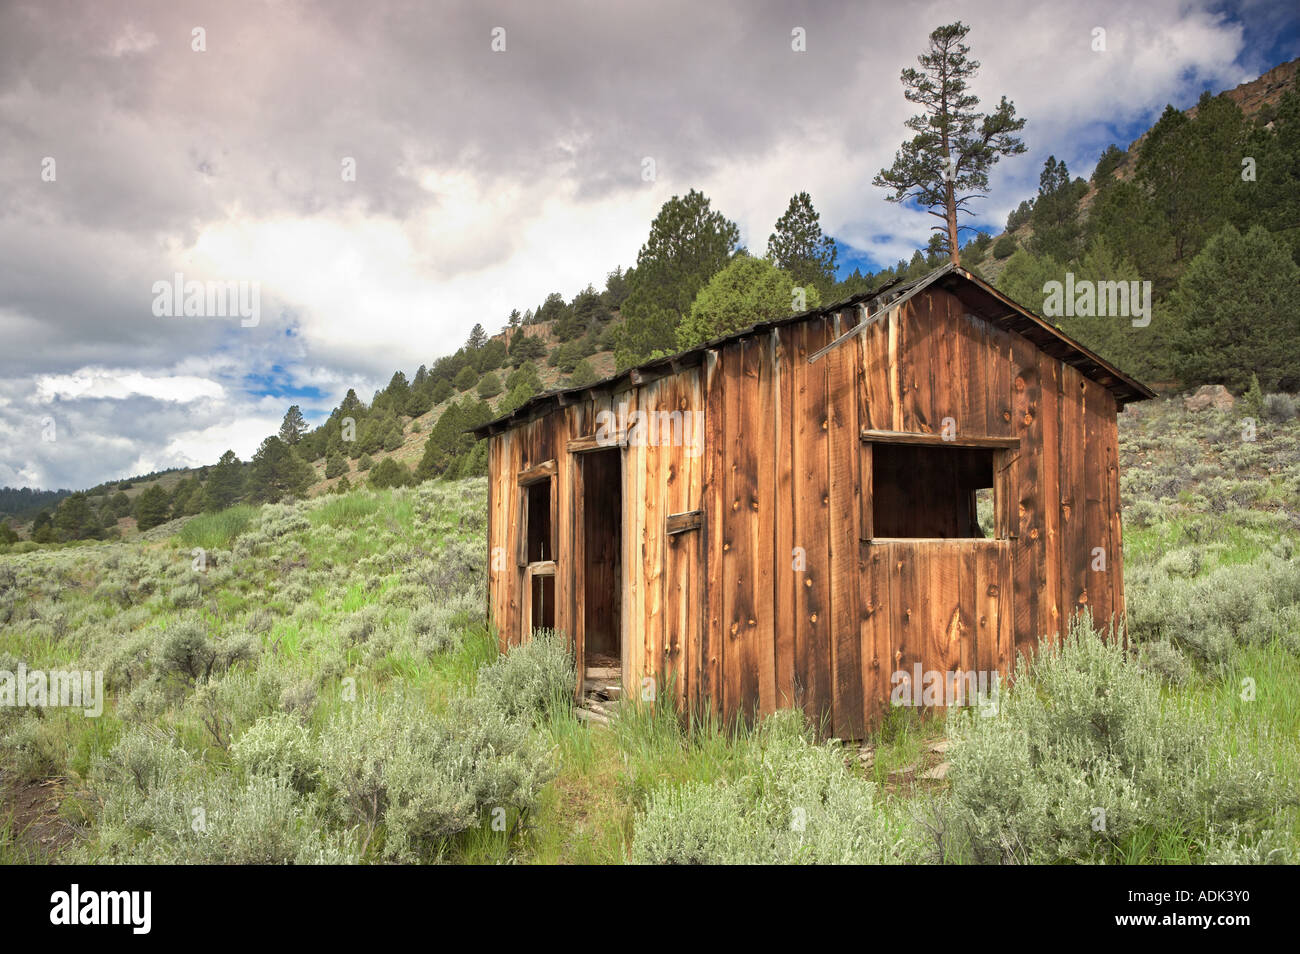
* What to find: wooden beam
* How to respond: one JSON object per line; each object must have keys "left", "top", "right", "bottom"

{"left": 665, "top": 509, "right": 703, "bottom": 535}
{"left": 860, "top": 429, "right": 1020, "bottom": 450}
{"left": 808, "top": 262, "right": 957, "bottom": 364}
{"left": 518, "top": 459, "right": 556, "bottom": 485}
{"left": 567, "top": 433, "right": 622, "bottom": 454}
{"left": 527, "top": 560, "right": 556, "bottom": 577}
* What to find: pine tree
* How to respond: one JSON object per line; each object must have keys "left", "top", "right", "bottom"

{"left": 614, "top": 189, "right": 740, "bottom": 368}
{"left": 278, "top": 405, "right": 307, "bottom": 445}
{"left": 1029, "top": 156, "right": 1083, "bottom": 262}
{"left": 767, "top": 192, "right": 837, "bottom": 293}
{"left": 249, "top": 436, "right": 314, "bottom": 502}
{"left": 454, "top": 365, "right": 478, "bottom": 392}
{"left": 203, "top": 450, "right": 245, "bottom": 511}
{"left": 134, "top": 485, "right": 171, "bottom": 531}
{"left": 873, "top": 21, "right": 1026, "bottom": 263}
{"left": 677, "top": 254, "right": 821, "bottom": 349}
{"left": 1168, "top": 224, "right": 1300, "bottom": 392}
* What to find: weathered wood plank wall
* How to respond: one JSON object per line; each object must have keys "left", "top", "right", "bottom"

{"left": 485, "top": 284, "right": 1127, "bottom": 737}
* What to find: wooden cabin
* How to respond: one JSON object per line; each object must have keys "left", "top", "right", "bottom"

{"left": 472, "top": 264, "right": 1154, "bottom": 737}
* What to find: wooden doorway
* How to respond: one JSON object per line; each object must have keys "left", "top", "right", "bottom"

{"left": 574, "top": 447, "right": 623, "bottom": 699}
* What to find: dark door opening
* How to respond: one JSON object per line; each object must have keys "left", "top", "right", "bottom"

{"left": 581, "top": 449, "right": 622, "bottom": 674}
{"left": 524, "top": 478, "right": 555, "bottom": 633}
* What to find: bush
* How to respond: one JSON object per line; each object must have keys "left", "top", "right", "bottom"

{"left": 85, "top": 728, "right": 354, "bottom": 864}
{"left": 317, "top": 690, "right": 554, "bottom": 861}
{"left": 453, "top": 365, "right": 478, "bottom": 392}
{"left": 473, "top": 629, "right": 575, "bottom": 724}
{"left": 367, "top": 457, "right": 412, "bottom": 489}
{"left": 325, "top": 453, "right": 348, "bottom": 479}
{"left": 632, "top": 710, "right": 924, "bottom": 864}
{"left": 476, "top": 372, "right": 503, "bottom": 399}
{"left": 158, "top": 621, "right": 258, "bottom": 685}
{"left": 992, "top": 234, "right": 1017, "bottom": 259}
{"left": 942, "top": 620, "right": 1283, "bottom": 863}
{"left": 1265, "top": 393, "right": 1297, "bottom": 422}
{"left": 232, "top": 712, "right": 320, "bottom": 792}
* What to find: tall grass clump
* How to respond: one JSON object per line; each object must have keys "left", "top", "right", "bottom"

{"left": 309, "top": 492, "right": 384, "bottom": 529}
{"left": 176, "top": 505, "right": 257, "bottom": 550}
{"left": 941, "top": 619, "right": 1288, "bottom": 864}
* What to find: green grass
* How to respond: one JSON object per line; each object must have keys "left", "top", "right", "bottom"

{"left": 309, "top": 493, "right": 383, "bottom": 528}
{"left": 176, "top": 504, "right": 258, "bottom": 550}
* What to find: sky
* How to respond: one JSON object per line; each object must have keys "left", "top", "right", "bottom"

{"left": 2, "top": 0, "right": 1298, "bottom": 491}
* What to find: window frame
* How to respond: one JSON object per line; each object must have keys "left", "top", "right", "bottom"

{"left": 860, "top": 431, "right": 1017, "bottom": 543}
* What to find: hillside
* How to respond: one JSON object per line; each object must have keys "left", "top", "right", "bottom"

{"left": 980, "top": 55, "right": 1300, "bottom": 283}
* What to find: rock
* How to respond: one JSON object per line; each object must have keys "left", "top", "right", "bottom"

{"left": 919, "top": 762, "right": 949, "bottom": 781}
{"left": 928, "top": 739, "right": 951, "bottom": 754}
{"left": 888, "top": 763, "right": 918, "bottom": 777}
{"left": 1184, "top": 385, "right": 1235, "bottom": 412}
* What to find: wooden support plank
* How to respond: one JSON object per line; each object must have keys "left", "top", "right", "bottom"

{"left": 665, "top": 510, "right": 703, "bottom": 535}
{"left": 859, "top": 539, "right": 890, "bottom": 728}
{"left": 518, "top": 458, "right": 556, "bottom": 485}
{"left": 827, "top": 328, "right": 863, "bottom": 738}
{"left": 774, "top": 327, "right": 798, "bottom": 711}
{"left": 720, "top": 342, "right": 747, "bottom": 722}
{"left": 799, "top": 318, "right": 833, "bottom": 730}
{"left": 1009, "top": 334, "right": 1042, "bottom": 657}
{"left": 702, "top": 348, "right": 726, "bottom": 718}
{"left": 1059, "top": 364, "right": 1088, "bottom": 630}
{"left": 1039, "top": 357, "right": 1062, "bottom": 647}
{"left": 860, "top": 429, "right": 1020, "bottom": 449}
{"left": 755, "top": 333, "right": 778, "bottom": 718}
{"left": 1082, "top": 378, "right": 1111, "bottom": 632}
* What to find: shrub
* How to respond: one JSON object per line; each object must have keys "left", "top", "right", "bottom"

{"left": 232, "top": 712, "right": 320, "bottom": 792}
{"left": 1265, "top": 393, "right": 1297, "bottom": 422}
{"left": 317, "top": 690, "right": 554, "bottom": 861}
{"left": 992, "top": 234, "right": 1017, "bottom": 259}
{"left": 86, "top": 728, "right": 353, "bottom": 864}
{"left": 473, "top": 629, "right": 575, "bottom": 724}
{"left": 942, "top": 620, "right": 1282, "bottom": 864}
{"left": 367, "top": 457, "right": 412, "bottom": 489}
{"left": 158, "top": 621, "right": 258, "bottom": 685}
{"left": 632, "top": 710, "right": 924, "bottom": 864}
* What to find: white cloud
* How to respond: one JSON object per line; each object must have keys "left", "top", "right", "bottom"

{"left": 34, "top": 369, "right": 225, "bottom": 403}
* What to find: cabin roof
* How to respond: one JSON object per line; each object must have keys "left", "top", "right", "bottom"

{"left": 471, "top": 263, "right": 1156, "bottom": 438}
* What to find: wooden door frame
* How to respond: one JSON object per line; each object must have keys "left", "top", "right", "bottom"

{"left": 567, "top": 437, "right": 627, "bottom": 700}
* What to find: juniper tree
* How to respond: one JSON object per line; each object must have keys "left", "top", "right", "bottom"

{"left": 873, "top": 21, "right": 1026, "bottom": 263}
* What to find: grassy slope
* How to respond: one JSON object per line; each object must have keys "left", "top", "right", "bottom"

{"left": 2, "top": 400, "right": 1298, "bottom": 863}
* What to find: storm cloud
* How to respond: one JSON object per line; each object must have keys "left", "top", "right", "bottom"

{"left": 0, "top": 0, "right": 1280, "bottom": 488}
